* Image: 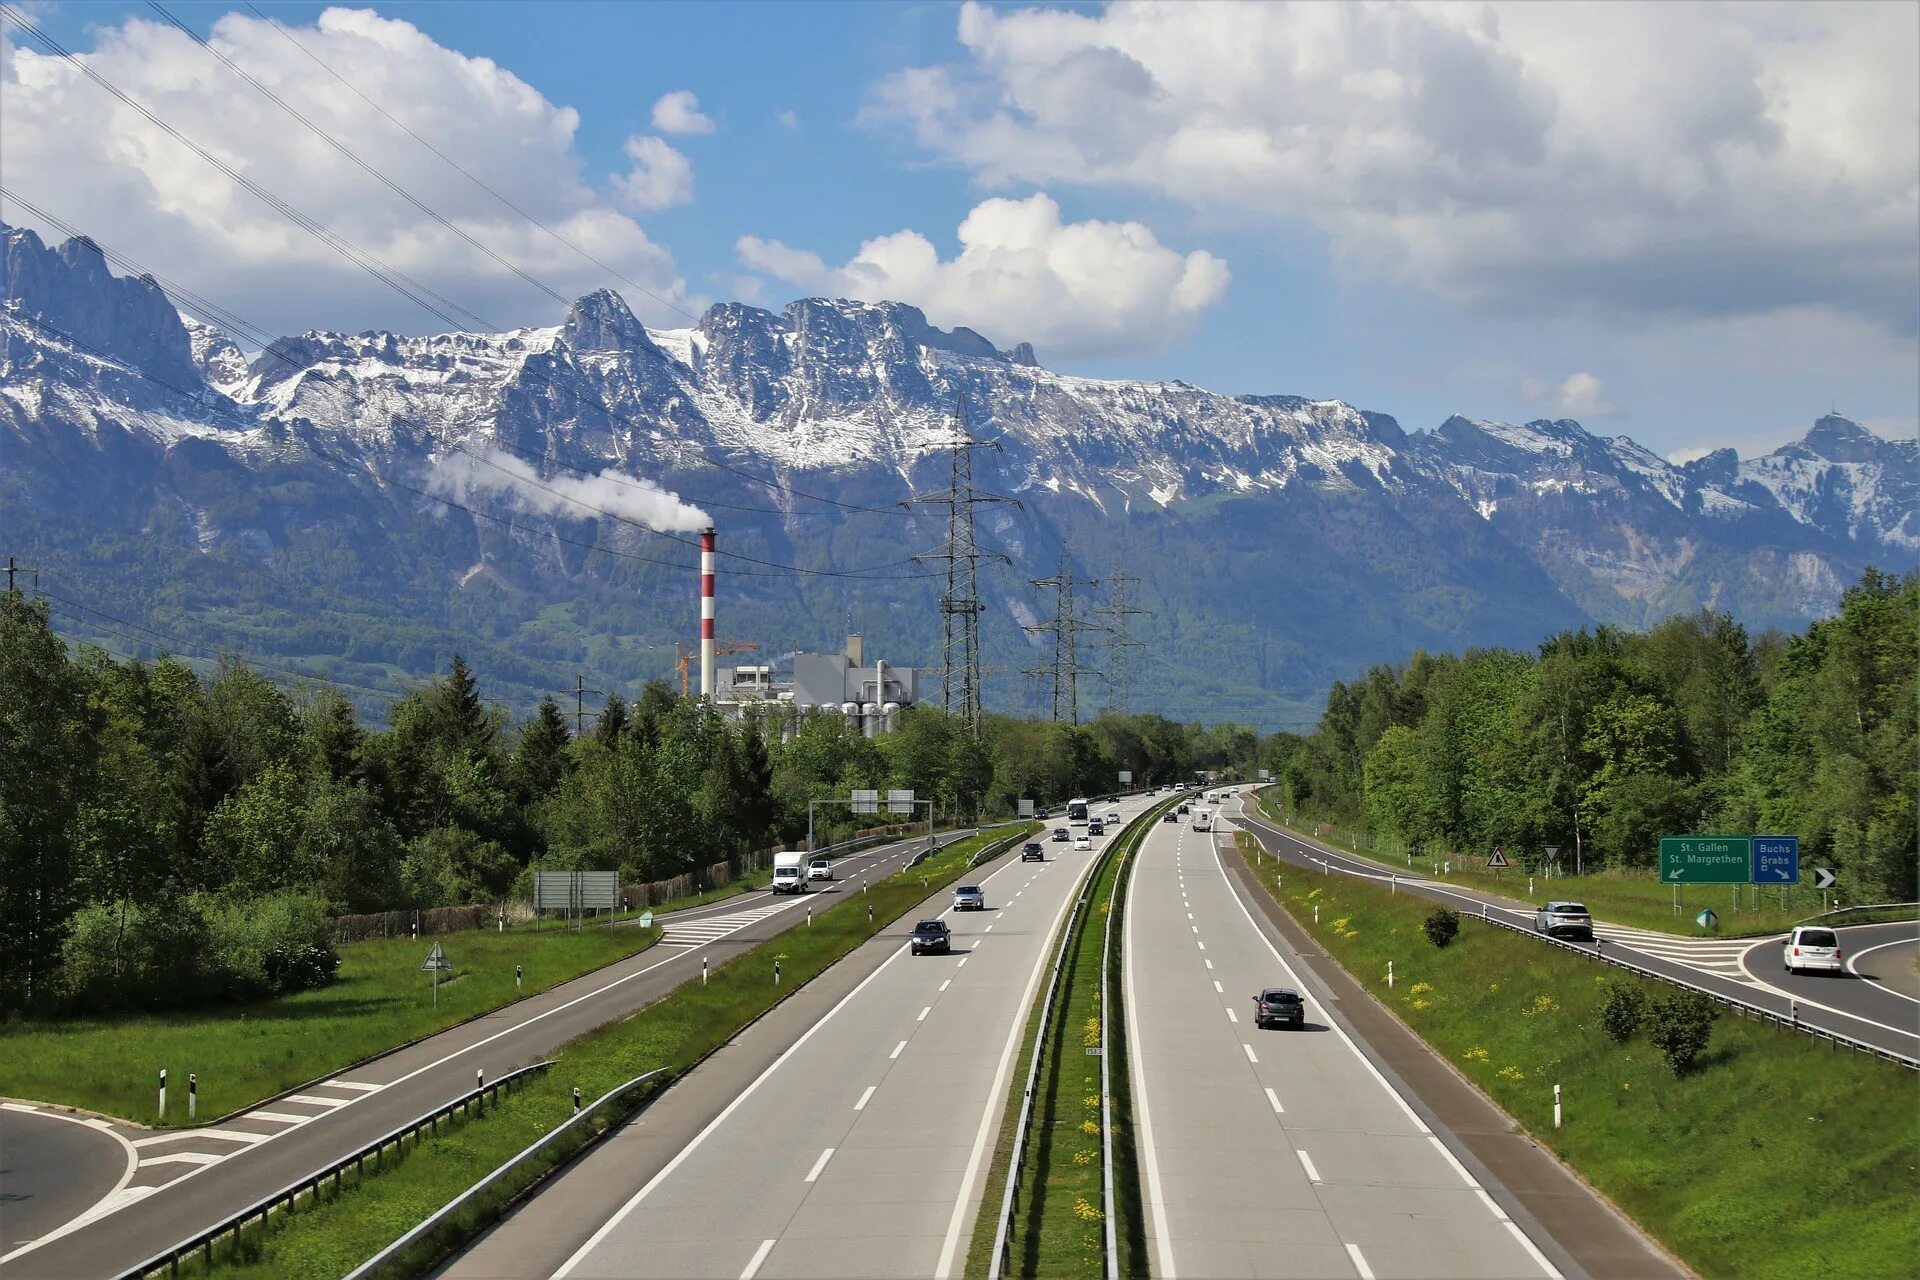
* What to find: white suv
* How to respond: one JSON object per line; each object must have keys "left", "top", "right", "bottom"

{"left": 807, "top": 858, "right": 833, "bottom": 881}
{"left": 1782, "top": 926, "right": 1844, "bottom": 975}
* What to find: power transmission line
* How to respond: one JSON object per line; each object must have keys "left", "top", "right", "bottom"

{"left": 911, "top": 398, "right": 1017, "bottom": 735}
{"left": 1024, "top": 545, "right": 1104, "bottom": 725}
{"left": 1094, "top": 568, "right": 1153, "bottom": 715}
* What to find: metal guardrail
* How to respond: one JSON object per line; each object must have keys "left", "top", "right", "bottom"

{"left": 116, "top": 1060, "right": 554, "bottom": 1279}
{"left": 1795, "top": 902, "right": 1920, "bottom": 927}
{"left": 343, "top": 1067, "right": 673, "bottom": 1280}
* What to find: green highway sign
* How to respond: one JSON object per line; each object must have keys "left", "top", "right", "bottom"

{"left": 1659, "top": 836, "right": 1751, "bottom": 884}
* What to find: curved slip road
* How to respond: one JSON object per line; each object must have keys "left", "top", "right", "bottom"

{"left": 0, "top": 1107, "right": 134, "bottom": 1255}
{"left": 1232, "top": 797, "right": 1920, "bottom": 1061}
{"left": 442, "top": 796, "right": 1157, "bottom": 1280}
{"left": 0, "top": 829, "right": 963, "bottom": 1279}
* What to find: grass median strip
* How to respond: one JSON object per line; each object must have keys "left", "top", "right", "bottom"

{"left": 0, "top": 924, "right": 660, "bottom": 1124}
{"left": 1234, "top": 834, "right": 1919, "bottom": 1280}
{"left": 185, "top": 824, "right": 1031, "bottom": 1280}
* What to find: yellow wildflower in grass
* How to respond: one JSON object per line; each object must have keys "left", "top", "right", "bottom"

{"left": 1465, "top": 1046, "right": 1491, "bottom": 1063}
{"left": 1520, "top": 994, "right": 1556, "bottom": 1018}
{"left": 1488, "top": 982, "right": 1500, "bottom": 993}
{"left": 1331, "top": 916, "right": 1351, "bottom": 932}
{"left": 1074, "top": 1197, "right": 1104, "bottom": 1222}
{"left": 1408, "top": 982, "right": 1434, "bottom": 997}
{"left": 1083, "top": 1094, "right": 1100, "bottom": 1111}
{"left": 1344, "top": 929, "right": 1360, "bottom": 939}
{"left": 1307, "top": 888, "right": 1322, "bottom": 900}
{"left": 1073, "top": 1149, "right": 1097, "bottom": 1166}
{"left": 1410, "top": 998, "right": 1431, "bottom": 1010}
{"left": 1080, "top": 1119, "right": 1100, "bottom": 1136}
{"left": 1082, "top": 1016, "right": 1101, "bottom": 1047}
{"left": 1496, "top": 1065, "right": 1527, "bottom": 1081}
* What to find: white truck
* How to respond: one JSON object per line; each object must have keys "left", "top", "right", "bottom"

{"left": 1191, "top": 808, "right": 1213, "bottom": 832}
{"left": 771, "top": 850, "right": 809, "bottom": 894}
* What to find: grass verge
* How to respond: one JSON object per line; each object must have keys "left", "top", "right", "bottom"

{"left": 967, "top": 803, "right": 1165, "bottom": 1279}
{"left": 1234, "top": 834, "right": 1920, "bottom": 1280}
{"left": 1249, "top": 788, "right": 1839, "bottom": 937}
{"left": 190, "top": 824, "right": 1033, "bottom": 1279}
{"left": 0, "top": 924, "right": 660, "bottom": 1124}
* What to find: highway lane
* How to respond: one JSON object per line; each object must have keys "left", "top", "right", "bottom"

{"left": 1126, "top": 797, "right": 1556, "bottom": 1279}
{"left": 1745, "top": 921, "right": 1920, "bottom": 1026}
{"left": 1843, "top": 928, "right": 1920, "bottom": 1003}
{"left": 0, "top": 1108, "right": 132, "bottom": 1255}
{"left": 457, "top": 795, "right": 1155, "bottom": 1280}
{"left": 0, "top": 828, "right": 967, "bottom": 1279}
{"left": 1230, "top": 795, "right": 1920, "bottom": 1060}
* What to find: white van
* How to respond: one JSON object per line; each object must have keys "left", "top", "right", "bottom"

{"left": 771, "top": 851, "right": 808, "bottom": 895}
{"left": 1781, "top": 926, "right": 1844, "bottom": 975}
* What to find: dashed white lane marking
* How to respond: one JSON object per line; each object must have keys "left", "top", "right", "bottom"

{"left": 1346, "top": 1242, "right": 1376, "bottom": 1279}
{"left": 804, "top": 1147, "right": 835, "bottom": 1183}
{"left": 1242, "top": 1043, "right": 1258, "bottom": 1064}
{"left": 939, "top": 979, "right": 952, "bottom": 992}
{"left": 1266, "top": 1088, "right": 1285, "bottom": 1114}
{"left": 957, "top": 958, "right": 968, "bottom": 968}
{"left": 918, "top": 1006, "right": 932, "bottom": 1022}
{"left": 740, "top": 1238, "right": 776, "bottom": 1280}
{"left": 1204, "top": 958, "right": 1213, "bottom": 970}
{"left": 1296, "top": 1149, "right": 1322, "bottom": 1183}
{"left": 1213, "top": 981, "right": 1224, "bottom": 993}
{"left": 890, "top": 1041, "right": 907, "bottom": 1060}
{"left": 854, "top": 1087, "right": 876, "bottom": 1112}
{"left": 1197, "top": 941, "right": 1206, "bottom": 951}
{"left": 1191, "top": 926, "right": 1199, "bottom": 934}
{"left": 1226, "top": 1008, "right": 1238, "bottom": 1023}
{"left": 985, "top": 925, "right": 994, "bottom": 932}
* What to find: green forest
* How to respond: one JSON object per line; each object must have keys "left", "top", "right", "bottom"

{"left": 1267, "top": 568, "right": 1917, "bottom": 901}
{"left": 0, "top": 589, "right": 1257, "bottom": 1016}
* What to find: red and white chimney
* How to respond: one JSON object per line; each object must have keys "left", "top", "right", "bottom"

{"left": 699, "top": 526, "right": 716, "bottom": 699}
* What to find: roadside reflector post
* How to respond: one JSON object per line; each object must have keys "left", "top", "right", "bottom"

{"left": 573, "top": 1087, "right": 582, "bottom": 1114}
{"left": 807, "top": 905, "right": 812, "bottom": 927}
{"left": 702, "top": 955, "right": 709, "bottom": 986}
{"left": 476, "top": 1067, "right": 484, "bottom": 1092}
{"left": 1529, "top": 875, "right": 1535, "bottom": 897}
{"left": 1387, "top": 961, "right": 1394, "bottom": 989}
{"left": 1554, "top": 1083, "right": 1562, "bottom": 1129}
{"left": 1482, "top": 903, "right": 1488, "bottom": 921}
{"left": 159, "top": 1068, "right": 167, "bottom": 1120}
{"left": 1314, "top": 904, "right": 1320, "bottom": 925}
{"left": 775, "top": 958, "right": 782, "bottom": 986}
{"left": 515, "top": 963, "right": 521, "bottom": 992}
{"left": 498, "top": 910, "right": 504, "bottom": 933}
{"left": 189, "top": 1073, "right": 197, "bottom": 1121}
{"left": 1391, "top": 874, "right": 1397, "bottom": 895}
{"left": 1790, "top": 998, "right": 1798, "bottom": 1026}
{"left": 868, "top": 904, "right": 874, "bottom": 925}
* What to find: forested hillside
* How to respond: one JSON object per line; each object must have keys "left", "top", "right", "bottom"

{"left": 0, "top": 588, "right": 1255, "bottom": 1015}
{"left": 1269, "top": 568, "right": 1917, "bottom": 900}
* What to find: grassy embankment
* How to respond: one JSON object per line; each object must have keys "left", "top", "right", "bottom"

{"left": 194, "top": 824, "right": 1032, "bottom": 1279}
{"left": 1248, "top": 787, "right": 1841, "bottom": 936}
{"left": 1233, "top": 833, "right": 1920, "bottom": 1280}
{"left": 0, "top": 923, "right": 661, "bottom": 1124}
{"left": 966, "top": 804, "right": 1165, "bottom": 1279}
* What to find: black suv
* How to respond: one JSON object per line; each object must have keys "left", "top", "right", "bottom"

{"left": 910, "top": 920, "right": 952, "bottom": 956}
{"left": 1252, "top": 987, "right": 1305, "bottom": 1029}
{"left": 1022, "top": 842, "right": 1045, "bottom": 862}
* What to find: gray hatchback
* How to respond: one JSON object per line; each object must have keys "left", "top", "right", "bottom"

{"left": 954, "top": 884, "right": 985, "bottom": 911}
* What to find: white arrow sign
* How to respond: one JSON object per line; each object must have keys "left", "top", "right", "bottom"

{"left": 1813, "top": 867, "right": 1836, "bottom": 890}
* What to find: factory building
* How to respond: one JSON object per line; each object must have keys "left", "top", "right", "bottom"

{"left": 715, "top": 634, "right": 925, "bottom": 736}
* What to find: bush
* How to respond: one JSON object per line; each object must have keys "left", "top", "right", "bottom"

{"left": 60, "top": 893, "right": 337, "bottom": 1012}
{"left": 1423, "top": 907, "right": 1460, "bottom": 949}
{"left": 1646, "top": 991, "right": 1718, "bottom": 1076}
{"left": 1599, "top": 983, "right": 1646, "bottom": 1044}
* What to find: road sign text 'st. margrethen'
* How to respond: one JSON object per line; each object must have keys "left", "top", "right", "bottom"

{"left": 1659, "top": 836, "right": 1751, "bottom": 884}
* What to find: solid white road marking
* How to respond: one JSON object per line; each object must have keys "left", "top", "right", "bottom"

{"left": 1266, "top": 1088, "right": 1285, "bottom": 1114}
{"left": 132, "top": 1129, "right": 266, "bottom": 1147}
{"left": 1296, "top": 1149, "right": 1322, "bottom": 1183}
{"left": 854, "top": 1086, "right": 876, "bottom": 1112}
{"left": 740, "top": 1238, "right": 776, "bottom": 1280}
{"left": 139, "top": 1152, "right": 222, "bottom": 1167}
{"left": 1242, "top": 1043, "right": 1258, "bottom": 1063}
{"left": 891, "top": 1041, "right": 908, "bottom": 1060}
{"left": 1844, "top": 938, "right": 1920, "bottom": 1009}
{"left": 1345, "top": 1241, "right": 1376, "bottom": 1279}
{"left": 804, "top": 1148, "right": 835, "bottom": 1182}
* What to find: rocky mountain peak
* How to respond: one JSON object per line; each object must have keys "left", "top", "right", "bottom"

{"left": 560, "top": 287, "right": 660, "bottom": 356}
{"left": 1, "top": 220, "right": 199, "bottom": 390}
{"left": 1799, "top": 414, "right": 1890, "bottom": 465}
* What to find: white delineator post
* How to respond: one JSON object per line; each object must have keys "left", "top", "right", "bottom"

{"left": 699, "top": 526, "right": 717, "bottom": 699}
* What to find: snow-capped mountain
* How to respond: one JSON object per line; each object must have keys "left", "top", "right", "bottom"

{"left": 3, "top": 220, "right": 1913, "bottom": 725}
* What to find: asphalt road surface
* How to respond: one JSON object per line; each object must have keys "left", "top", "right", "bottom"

{"left": 446, "top": 796, "right": 1156, "bottom": 1280}
{"left": 0, "top": 829, "right": 968, "bottom": 1279}
{"left": 1231, "top": 796, "right": 1920, "bottom": 1061}
{"left": 1125, "top": 801, "right": 1559, "bottom": 1279}
{"left": 0, "top": 1108, "right": 132, "bottom": 1254}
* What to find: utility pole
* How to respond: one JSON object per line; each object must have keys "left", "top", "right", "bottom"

{"left": 1024, "top": 545, "right": 1103, "bottom": 725}
{"left": 912, "top": 397, "right": 1016, "bottom": 736}
{"left": 559, "top": 674, "right": 602, "bottom": 736}
{"left": 4, "top": 557, "right": 40, "bottom": 591}
{"left": 1095, "top": 568, "right": 1152, "bottom": 715}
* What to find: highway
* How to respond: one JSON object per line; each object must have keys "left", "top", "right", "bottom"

{"left": 0, "top": 1108, "right": 133, "bottom": 1255}
{"left": 0, "top": 828, "right": 967, "bottom": 1279}
{"left": 442, "top": 795, "right": 1157, "bottom": 1279}
{"left": 1230, "top": 796, "right": 1920, "bottom": 1060}
{"left": 1125, "top": 799, "right": 1558, "bottom": 1279}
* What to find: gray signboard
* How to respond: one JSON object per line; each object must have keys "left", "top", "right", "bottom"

{"left": 533, "top": 870, "right": 619, "bottom": 911}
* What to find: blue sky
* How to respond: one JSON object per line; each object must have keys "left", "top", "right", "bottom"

{"left": 7, "top": 1, "right": 1917, "bottom": 460}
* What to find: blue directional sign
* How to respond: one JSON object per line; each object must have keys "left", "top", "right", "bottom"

{"left": 1753, "top": 836, "right": 1800, "bottom": 884}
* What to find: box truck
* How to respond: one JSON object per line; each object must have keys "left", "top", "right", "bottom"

{"left": 772, "top": 850, "right": 808, "bottom": 894}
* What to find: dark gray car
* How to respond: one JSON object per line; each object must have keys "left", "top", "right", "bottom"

{"left": 910, "top": 920, "right": 952, "bottom": 955}
{"left": 1253, "top": 987, "right": 1305, "bottom": 1029}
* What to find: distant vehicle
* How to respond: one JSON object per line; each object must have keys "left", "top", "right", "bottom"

{"left": 1177, "top": 803, "right": 1190, "bottom": 816}
{"left": 1253, "top": 988, "right": 1305, "bottom": 1029}
{"left": 1162, "top": 810, "right": 1178, "bottom": 823}
{"left": 1052, "top": 827, "right": 1071, "bottom": 843}
{"left": 807, "top": 857, "right": 834, "bottom": 881}
{"left": 1782, "top": 926, "right": 1844, "bottom": 975}
{"left": 953, "top": 885, "right": 985, "bottom": 911}
{"left": 772, "top": 851, "right": 808, "bottom": 894}
{"left": 1073, "top": 834, "right": 1093, "bottom": 851}
{"left": 1088, "top": 820, "right": 1105, "bottom": 837}
{"left": 1106, "top": 811, "right": 1122, "bottom": 826}
{"left": 1533, "top": 901, "right": 1592, "bottom": 940}
{"left": 1022, "top": 842, "right": 1046, "bottom": 862}
{"left": 1067, "top": 797, "right": 1090, "bottom": 823}
{"left": 910, "top": 919, "right": 952, "bottom": 955}
{"left": 1191, "top": 809, "right": 1212, "bottom": 832}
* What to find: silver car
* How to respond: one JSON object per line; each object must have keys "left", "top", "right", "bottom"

{"left": 954, "top": 884, "right": 985, "bottom": 911}
{"left": 1533, "top": 901, "right": 1594, "bottom": 941}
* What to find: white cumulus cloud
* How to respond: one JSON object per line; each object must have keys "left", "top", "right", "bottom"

{"left": 613, "top": 136, "right": 695, "bottom": 212}
{"left": 0, "top": 7, "right": 695, "bottom": 336}
{"left": 736, "top": 193, "right": 1228, "bottom": 358}
{"left": 871, "top": 1, "right": 1920, "bottom": 334}
{"left": 1522, "top": 372, "right": 1619, "bottom": 419}
{"left": 651, "top": 89, "right": 715, "bottom": 135}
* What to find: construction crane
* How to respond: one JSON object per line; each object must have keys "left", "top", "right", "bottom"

{"left": 677, "top": 640, "right": 759, "bottom": 697}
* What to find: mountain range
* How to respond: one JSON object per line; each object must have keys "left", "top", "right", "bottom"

{"left": 2, "top": 220, "right": 1914, "bottom": 727}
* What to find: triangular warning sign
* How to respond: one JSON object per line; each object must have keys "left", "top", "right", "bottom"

{"left": 421, "top": 942, "right": 451, "bottom": 971}
{"left": 1486, "top": 848, "right": 1510, "bottom": 869}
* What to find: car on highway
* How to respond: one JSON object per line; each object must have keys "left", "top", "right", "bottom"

{"left": 1177, "top": 803, "right": 1190, "bottom": 815}
{"left": 1088, "top": 819, "right": 1105, "bottom": 836}
{"left": 953, "top": 884, "right": 985, "bottom": 911}
{"left": 1052, "top": 827, "right": 1070, "bottom": 842}
{"left": 1073, "top": 834, "right": 1093, "bottom": 851}
{"left": 1162, "top": 810, "right": 1178, "bottom": 823}
{"left": 807, "top": 857, "right": 834, "bottom": 881}
{"left": 1533, "top": 900, "right": 1593, "bottom": 941}
{"left": 1782, "top": 925, "right": 1844, "bottom": 975}
{"left": 1106, "top": 811, "right": 1122, "bottom": 825}
{"left": 1252, "top": 987, "right": 1305, "bottom": 1029}
{"left": 910, "top": 919, "right": 952, "bottom": 955}
{"left": 1022, "top": 842, "right": 1046, "bottom": 862}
